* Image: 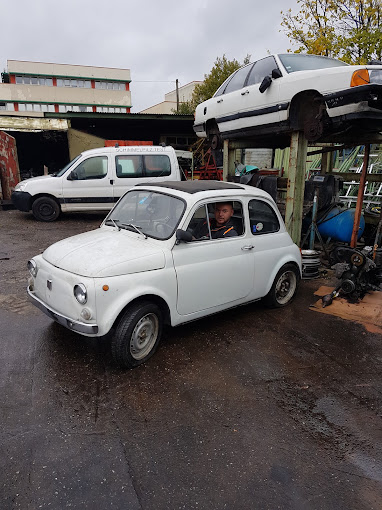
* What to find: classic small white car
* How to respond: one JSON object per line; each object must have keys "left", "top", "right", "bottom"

{"left": 27, "top": 181, "right": 302, "bottom": 369}
{"left": 193, "top": 53, "right": 382, "bottom": 147}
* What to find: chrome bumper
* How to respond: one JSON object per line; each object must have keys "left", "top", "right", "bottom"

{"left": 27, "top": 285, "right": 99, "bottom": 335}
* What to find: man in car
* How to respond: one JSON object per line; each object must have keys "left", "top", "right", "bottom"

{"left": 193, "top": 202, "right": 238, "bottom": 240}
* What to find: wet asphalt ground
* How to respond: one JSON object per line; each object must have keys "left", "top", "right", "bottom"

{"left": 1, "top": 209, "right": 382, "bottom": 510}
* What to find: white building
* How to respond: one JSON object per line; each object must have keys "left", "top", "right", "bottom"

{"left": 140, "top": 81, "right": 202, "bottom": 114}
{"left": 0, "top": 60, "right": 132, "bottom": 116}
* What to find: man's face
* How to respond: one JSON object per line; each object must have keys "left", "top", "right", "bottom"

{"left": 214, "top": 203, "right": 234, "bottom": 226}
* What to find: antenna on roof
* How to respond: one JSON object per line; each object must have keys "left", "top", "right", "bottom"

{"left": 115, "top": 143, "right": 119, "bottom": 148}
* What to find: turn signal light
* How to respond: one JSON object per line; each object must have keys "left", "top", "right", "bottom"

{"left": 350, "top": 69, "right": 370, "bottom": 87}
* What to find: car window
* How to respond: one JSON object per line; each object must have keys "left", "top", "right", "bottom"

{"left": 144, "top": 155, "right": 171, "bottom": 177}
{"left": 247, "top": 56, "right": 279, "bottom": 86}
{"left": 72, "top": 156, "right": 108, "bottom": 180}
{"left": 188, "top": 201, "right": 244, "bottom": 241}
{"left": 116, "top": 155, "right": 171, "bottom": 178}
{"left": 116, "top": 155, "right": 143, "bottom": 177}
{"left": 248, "top": 199, "right": 280, "bottom": 235}
{"left": 187, "top": 205, "right": 210, "bottom": 241}
{"left": 223, "top": 64, "right": 253, "bottom": 94}
{"left": 278, "top": 54, "right": 348, "bottom": 74}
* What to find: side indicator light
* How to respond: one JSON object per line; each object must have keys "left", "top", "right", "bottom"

{"left": 350, "top": 69, "right": 370, "bottom": 87}
{"left": 102, "top": 285, "right": 109, "bottom": 291}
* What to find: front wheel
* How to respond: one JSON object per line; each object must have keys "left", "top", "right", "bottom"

{"left": 111, "top": 301, "right": 163, "bottom": 369}
{"left": 32, "top": 196, "right": 60, "bottom": 222}
{"left": 264, "top": 264, "right": 300, "bottom": 308}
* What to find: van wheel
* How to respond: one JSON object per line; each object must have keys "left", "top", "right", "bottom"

{"left": 111, "top": 301, "right": 162, "bottom": 369}
{"left": 32, "top": 196, "right": 60, "bottom": 222}
{"left": 264, "top": 264, "right": 300, "bottom": 308}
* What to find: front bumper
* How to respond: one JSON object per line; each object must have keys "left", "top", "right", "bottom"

{"left": 11, "top": 191, "right": 32, "bottom": 212}
{"left": 27, "top": 285, "right": 99, "bottom": 335}
{"left": 325, "top": 83, "right": 382, "bottom": 110}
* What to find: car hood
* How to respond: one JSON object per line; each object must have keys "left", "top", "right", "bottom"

{"left": 16, "top": 174, "right": 56, "bottom": 188}
{"left": 42, "top": 228, "right": 166, "bottom": 277}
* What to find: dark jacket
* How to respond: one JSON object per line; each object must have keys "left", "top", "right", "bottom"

{"left": 194, "top": 218, "right": 238, "bottom": 239}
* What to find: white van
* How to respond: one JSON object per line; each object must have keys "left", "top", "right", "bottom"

{"left": 12, "top": 145, "right": 184, "bottom": 221}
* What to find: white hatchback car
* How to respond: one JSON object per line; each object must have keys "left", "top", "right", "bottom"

{"left": 193, "top": 53, "right": 382, "bottom": 147}
{"left": 27, "top": 181, "right": 302, "bottom": 369}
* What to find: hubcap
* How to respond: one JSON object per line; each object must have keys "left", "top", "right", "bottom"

{"left": 130, "top": 313, "right": 159, "bottom": 360}
{"left": 275, "top": 271, "right": 297, "bottom": 305}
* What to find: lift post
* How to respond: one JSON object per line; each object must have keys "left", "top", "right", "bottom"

{"left": 285, "top": 131, "right": 308, "bottom": 245}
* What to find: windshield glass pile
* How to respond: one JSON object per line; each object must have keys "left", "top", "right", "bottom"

{"left": 279, "top": 54, "right": 348, "bottom": 74}
{"left": 105, "top": 189, "right": 185, "bottom": 240}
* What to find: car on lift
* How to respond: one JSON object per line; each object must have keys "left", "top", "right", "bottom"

{"left": 193, "top": 53, "right": 382, "bottom": 148}
{"left": 26, "top": 180, "right": 302, "bottom": 369}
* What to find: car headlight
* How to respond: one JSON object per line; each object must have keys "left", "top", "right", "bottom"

{"left": 27, "top": 259, "right": 38, "bottom": 277}
{"left": 15, "top": 183, "right": 27, "bottom": 192}
{"left": 73, "top": 284, "right": 87, "bottom": 304}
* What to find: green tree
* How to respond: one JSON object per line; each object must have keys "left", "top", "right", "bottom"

{"left": 281, "top": 0, "right": 382, "bottom": 64}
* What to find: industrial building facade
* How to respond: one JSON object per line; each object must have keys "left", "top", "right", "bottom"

{"left": 0, "top": 60, "right": 132, "bottom": 115}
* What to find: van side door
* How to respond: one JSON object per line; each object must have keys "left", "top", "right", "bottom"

{"left": 112, "top": 152, "right": 174, "bottom": 202}
{"left": 61, "top": 155, "right": 113, "bottom": 211}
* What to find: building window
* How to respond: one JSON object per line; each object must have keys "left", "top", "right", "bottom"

{"left": 15, "top": 75, "right": 53, "bottom": 86}
{"left": 95, "top": 80, "right": 126, "bottom": 90}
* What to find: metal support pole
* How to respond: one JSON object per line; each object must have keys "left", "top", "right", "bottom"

{"left": 350, "top": 144, "right": 370, "bottom": 248}
{"left": 285, "top": 131, "right": 308, "bottom": 245}
{"left": 223, "top": 139, "right": 229, "bottom": 181}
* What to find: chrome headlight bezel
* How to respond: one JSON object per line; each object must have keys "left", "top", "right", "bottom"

{"left": 27, "top": 259, "right": 38, "bottom": 277}
{"left": 73, "top": 283, "right": 87, "bottom": 304}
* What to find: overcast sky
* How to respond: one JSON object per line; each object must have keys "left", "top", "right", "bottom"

{"left": 1, "top": 0, "right": 295, "bottom": 112}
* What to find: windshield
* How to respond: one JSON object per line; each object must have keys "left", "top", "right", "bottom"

{"left": 279, "top": 54, "right": 348, "bottom": 74}
{"left": 104, "top": 189, "right": 186, "bottom": 240}
{"left": 55, "top": 155, "right": 82, "bottom": 177}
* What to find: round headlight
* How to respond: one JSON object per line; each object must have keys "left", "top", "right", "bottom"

{"left": 27, "top": 259, "right": 38, "bottom": 277}
{"left": 73, "top": 284, "right": 87, "bottom": 304}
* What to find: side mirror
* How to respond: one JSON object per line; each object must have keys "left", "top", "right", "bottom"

{"left": 259, "top": 75, "right": 272, "bottom": 93}
{"left": 272, "top": 68, "right": 282, "bottom": 79}
{"left": 176, "top": 229, "right": 193, "bottom": 244}
{"left": 67, "top": 170, "right": 78, "bottom": 181}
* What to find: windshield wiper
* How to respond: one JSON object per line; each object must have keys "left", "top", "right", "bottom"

{"left": 120, "top": 223, "right": 147, "bottom": 238}
{"left": 105, "top": 218, "right": 121, "bottom": 231}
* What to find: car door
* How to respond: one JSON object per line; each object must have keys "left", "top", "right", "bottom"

{"left": 172, "top": 199, "right": 255, "bottom": 316}
{"left": 61, "top": 155, "right": 113, "bottom": 211}
{"left": 112, "top": 153, "right": 173, "bottom": 202}
{"left": 247, "top": 198, "right": 286, "bottom": 298}
{"left": 212, "top": 64, "right": 254, "bottom": 135}
{"left": 238, "top": 56, "right": 283, "bottom": 131}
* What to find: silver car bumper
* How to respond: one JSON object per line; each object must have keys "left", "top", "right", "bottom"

{"left": 27, "top": 285, "right": 99, "bottom": 335}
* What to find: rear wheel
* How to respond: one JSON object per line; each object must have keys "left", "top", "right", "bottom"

{"left": 206, "top": 121, "right": 221, "bottom": 150}
{"left": 264, "top": 264, "right": 300, "bottom": 308}
{"left": 32, "top": 196, "right": 60, "bottom": 222}
{"left": 111, "top": 301, "right": 163, "bottom": 369}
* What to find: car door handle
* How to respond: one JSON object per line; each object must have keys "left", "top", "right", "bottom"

{"left": 217, "top": 99, "right": 223, "bottom": 103}
{"left": 110, "top": 179, "right": 114, "bottom": 185}
{"left": 241, "top": 90, "right": 249, "bottom": 95}
{"left": 241, "top": 245, "right": 255, "bottom": 251}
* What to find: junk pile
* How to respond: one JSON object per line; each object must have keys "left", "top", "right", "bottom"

{"left": 322, "top": 245, "right": 382, "bottom": 307}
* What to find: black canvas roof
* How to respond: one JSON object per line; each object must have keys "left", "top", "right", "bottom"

{"left": 136, "top": 180, "right": 244, "bottom": 194}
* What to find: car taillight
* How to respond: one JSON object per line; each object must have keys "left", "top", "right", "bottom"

{"left": 350, "top": 69, "right": 370, "bottom": 87}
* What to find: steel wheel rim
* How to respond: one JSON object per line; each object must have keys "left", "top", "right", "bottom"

{"left": 275, "top": 271, "right": 297, "bottom": 305}
{"left": 130, "top": 313, "right": 159, "bottom": 360}
{"left": 39, "top": 203, "right": 55, "bottom": 219}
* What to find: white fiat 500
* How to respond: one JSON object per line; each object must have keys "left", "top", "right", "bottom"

{"left": 193, "top": 53, "right": 382, "bottom": 147}
{"left": 27, "top": 181, "right": 302, "bottom": 369}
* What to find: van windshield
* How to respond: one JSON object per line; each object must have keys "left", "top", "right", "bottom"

{"left": 55, "top": 155, "right": 82, "bottom": 177}
{"left": 104, "top": 189, "right": 186, "bottom": 240}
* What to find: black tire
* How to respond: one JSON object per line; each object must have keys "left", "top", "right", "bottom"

{"left": 111, "top": 301, "right": 162, "bottom": 369}
{"left": 264, "top": 263, "right": 300, "bottom": 308}
{"left": 32, "top": 196, "right": 60, "bottom": 222}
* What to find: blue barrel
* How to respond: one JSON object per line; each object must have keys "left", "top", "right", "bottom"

{"left": 317, "top": 207, "right": 365, "bottom": 242}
